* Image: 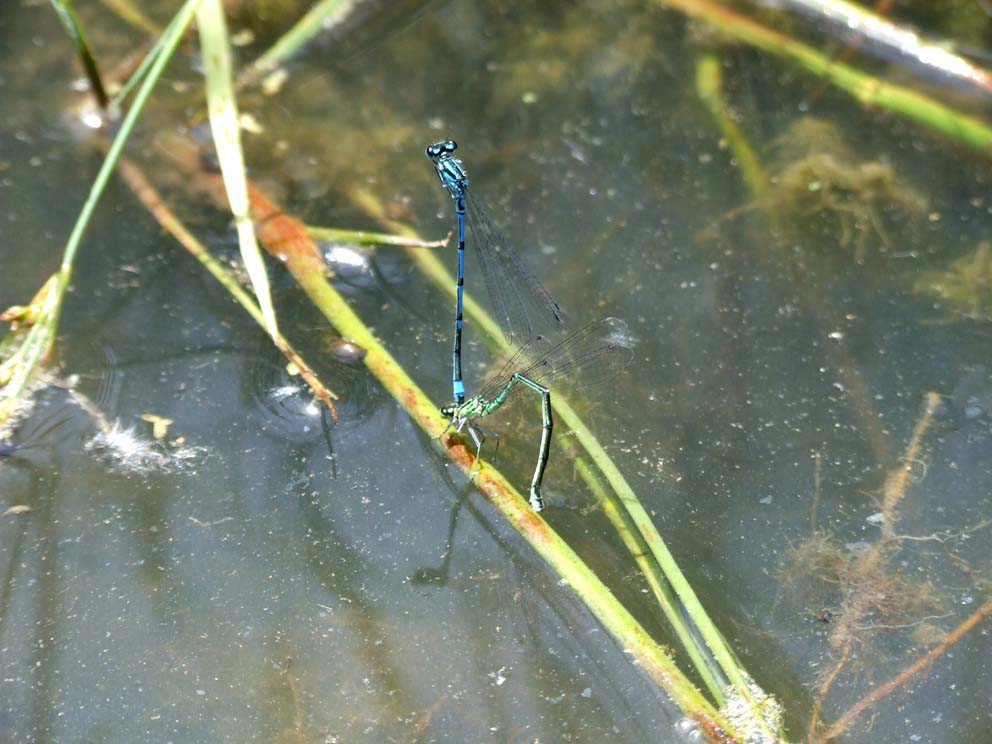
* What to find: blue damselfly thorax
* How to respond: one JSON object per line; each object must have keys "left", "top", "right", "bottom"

{"left": 425, "top": 140, "right": 468, "bottom": 200}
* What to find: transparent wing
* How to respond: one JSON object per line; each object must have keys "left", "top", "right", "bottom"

{"left": 465, "top": 193, "right": 565, "bottom": 345}
{"left": 478, "top": 317, "right": 634, "bottom": 400}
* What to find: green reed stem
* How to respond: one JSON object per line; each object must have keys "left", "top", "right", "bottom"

{"left": 659, "top": 0, "right": 992, "bottom": 153}
{"left": 217, "top": 183, "right": 744, "bottom": 741}
{"left": 98, "top": 0, "right": 161, "bottom": 35}
{"left": 574, "top": 456, "right": 729, "bottom": 702}
{"left": 238, "top": 0, "right": 359, "bottom": 89}
{"left": 696, "top": 52, "right": 769, "bottom": 203}
{"left": 344, "top": 186, "right": 782, "bottom": 736}
{"left": 110, "top": 11, "right": 180, "bottom": 111}
{"left": 1, "top": 0, "right": 202, "bottom": 422}
{"left": 306, "top": 225, "right": 450, "bottom": 249}
{"left": 58, "top": 0, "right": 203, "bottom": 293}
{"left": 197, "top": 0, "right": 279, "bottom": 338}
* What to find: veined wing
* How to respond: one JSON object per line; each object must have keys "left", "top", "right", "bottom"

{"left": 478, "top": 317, "right": 633, "bottom": 400}
{"left": 465, "top": 193, "right": 565, "bottom": 345}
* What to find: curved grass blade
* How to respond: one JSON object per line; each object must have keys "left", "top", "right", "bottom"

{"left": 58, "top": 0, "right": 204, "bottom": 284}
{"left": 3, "top": 0, "right": 204, "bottom": 431}
{"left": 238, "top": 0, "right": 360, "bottom": 89}
{"left": 99, "top": 0, "right": 161, "bottom": 35}
{"left": 305, "top": 225, "right": 449, "bottom": 249}
{"left": 197, "top": 0, "right": 279, "bottom": 338}
{"left": 110, "top": 11, "right": 181, "bottom": 111}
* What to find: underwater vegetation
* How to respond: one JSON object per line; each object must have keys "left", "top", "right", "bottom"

{"left": 914, "top": 241, "right": 992, "bottom": 320}
{"left": 770, "top": 117, "right": 927, "bottom": 257}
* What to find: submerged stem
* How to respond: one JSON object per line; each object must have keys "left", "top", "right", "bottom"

{"left": 820, "top": 596, "right": 992, "bottom": 742}
{"left": 659, "top": 0, "right": 992, "bottom": 153}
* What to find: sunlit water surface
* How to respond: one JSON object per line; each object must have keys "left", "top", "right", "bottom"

{"left": 1, "top": 1, "right": 991, "bottom": 742}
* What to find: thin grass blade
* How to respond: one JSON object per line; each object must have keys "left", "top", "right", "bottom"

{"left": 59, "top": 0, "right": 203, "bottom": 281}
{"left": 197, "top": 0, "right": 279, "bottom": 338}
{"left": 2, "top": 0, "right": 203, "bottom": 430}
{"left": 239, "top": 0, "right": 359, "bottom": 88}
{"left": 98, "top": 0, "right": 161, "bottom": 35}
{"left": 49, "top": 0, "right": 109, "bottom": 108}
{"left": 110, "top": 11, "right": 180, "bottom": 111}
{"left": 305, "top": 225, "right": 449, "bottom": 249}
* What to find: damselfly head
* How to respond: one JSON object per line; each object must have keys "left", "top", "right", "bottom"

{"left": 439, "top": 404, "right": 456, "bottom": 419}
{"left": 425, "top": 140, "right": 457, "bottom": 160}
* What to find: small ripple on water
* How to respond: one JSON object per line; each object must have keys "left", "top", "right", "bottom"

{"left": 249, "top": 359, "right": 327, "bottom": 444}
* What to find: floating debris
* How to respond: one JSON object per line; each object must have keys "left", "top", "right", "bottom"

{"left": 85, "top": 422, "right": 206, "bottom": 475}
{"left": 1, "top": 504, "right": 32, "bottom": 518}
{"left": 140, "top": 413, "right": 173, "bottom": 440}
{"left": 261, "top": 68, "right": 289, "bottom": 96}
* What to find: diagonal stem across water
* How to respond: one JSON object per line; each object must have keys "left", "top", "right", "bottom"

{"left": 345, "top": 186, "right": 769, "bottom": 719}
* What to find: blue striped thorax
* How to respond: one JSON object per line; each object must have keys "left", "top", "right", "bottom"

{"left": 425, "top": 140, "right": 469, "bottom": 200}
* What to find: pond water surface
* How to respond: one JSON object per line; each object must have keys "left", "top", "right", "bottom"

{"left": 1, "top": 1, "right": 991, "bottom": 742}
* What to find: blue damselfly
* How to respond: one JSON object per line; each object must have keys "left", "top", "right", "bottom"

{"left": 425, "top": 140, "right": 565, "bottom": 406}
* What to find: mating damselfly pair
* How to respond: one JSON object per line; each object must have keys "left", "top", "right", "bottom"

{"left": 426, "top": 140, "right": 633, "bottom": 511}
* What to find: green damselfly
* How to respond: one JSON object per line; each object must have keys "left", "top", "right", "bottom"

{"left": 441, "top": 317, "right": 633, "bottom": 511}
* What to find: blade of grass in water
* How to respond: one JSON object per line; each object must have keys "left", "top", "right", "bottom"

{"left": 0, "top": 276, "right": 60, "bottom": 427}
{"left": 58, "top": 0, "right": 203, "bottom": 294}
{"left": 197, "top": 0, "right": 279, "bottom": 338}
{"left": 98, "top": 0, "right": 161, "bottom": 35}
{"left": 5, "top": 0, "right": 202, "bottom": 427}
{"left": 305, "top": 225, "right": 450, "bottom": 249}
{"left": 110, "top": 10, "right": 182, "bottom": 111}
{"left": 238, "top": 0, "right": 360, "bottom": 89}
{"left": 573, "top": 455, "right": 729, "bottom": 702}
{"left": 49, "top": 0, "right": 109, "bottom": 108}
